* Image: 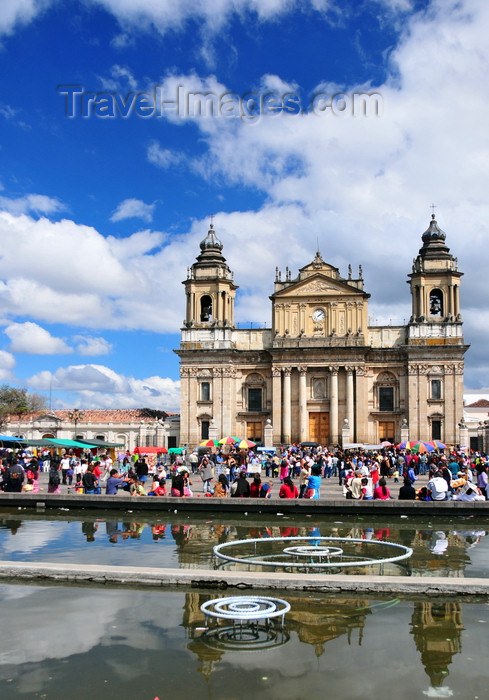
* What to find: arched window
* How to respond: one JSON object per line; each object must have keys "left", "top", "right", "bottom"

{"left": 200, "top": 295, "right": 213, "bottom": 322}
{"left": 429, "top": 289, "right": 443, "bottom": 316}
{"left": 116, "top": 434, "right": 128, "bottom": 449}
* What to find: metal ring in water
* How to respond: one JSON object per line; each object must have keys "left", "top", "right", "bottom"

{"left": 282, "top": 545, "right": 343, "bottom": 558}
{"left": 201, "top": 624, "right": 290, "bottom": 651}
{"left": 213, "top": 536, "right": 413, "bottom": 571}
{"left": 200, "top": 595, "right": 291, "bottom": 621}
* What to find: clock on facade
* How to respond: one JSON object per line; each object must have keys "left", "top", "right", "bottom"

{"left": 312, "top": 309, "right": 325, "bottom": 322}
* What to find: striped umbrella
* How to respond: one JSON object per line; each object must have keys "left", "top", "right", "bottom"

{"left": 410, "top": 441, "right": 435, "bottom": 454}
{"left": 237, "top": 439, "right": 256, "bottom": 449}
{"left": 218, "top": 436, "right": 240, "bottom": 445}
{"left": 200, "top": 439, "right": 220, "bottom": 447}
{"left": 429, "top": 440, "right": 447, "bottom": 450}
{"left": 396, "top": 441, "right": 417, "bottom": 450}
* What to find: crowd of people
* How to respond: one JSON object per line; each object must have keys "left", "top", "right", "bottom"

{"left": 0, "top": 442, "right": 488, "bottom": 503}
{"left": 178, "top": 443, "right": 489, "bottom": 502}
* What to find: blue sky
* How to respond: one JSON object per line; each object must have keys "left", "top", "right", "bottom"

{"left": 0, "top": 0, "right": 488, "bottom": 411}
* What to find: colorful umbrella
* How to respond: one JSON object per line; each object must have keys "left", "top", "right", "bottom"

{"left": 396, "top": 441, "right": 417, "bottom": 450}
{"left": 237, "top": 439, "right": 256, "bottom": 449}
{"left": 218, "top": 436, "right": 240, "bottom": 445}
{"left": 410, "top": 441, "right": 435, "bottom": 454}
{"left": 200, "top": 439, "right": 220, "bottom": 447}
{"left": 429, "top": 440, "right": 446, "bottom": 450}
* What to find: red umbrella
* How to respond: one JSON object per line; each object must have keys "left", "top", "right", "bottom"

{"left": 134, "top": 446, "right": 168, "bottom": 454}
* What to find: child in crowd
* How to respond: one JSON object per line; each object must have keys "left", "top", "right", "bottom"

{"left": 148, "top": 478, "right": 167, "bottom": 496}
{"left": 360, "top": 477, "right": 373, "bottom": 500}
{"left": 260, "top": 480, "right": 273, "bottom": 498}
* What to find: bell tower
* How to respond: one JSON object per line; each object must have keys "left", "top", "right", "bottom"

{"left": 407, "top": 214, "right": 463, "bottom": 342}
{"left": 182, "top": 220, "right": 238, "bottom": 331}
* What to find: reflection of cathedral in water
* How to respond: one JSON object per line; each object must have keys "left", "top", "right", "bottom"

{"left": 283, "top": 596, "right": 370, "bottom": 658}
{"left": 184, "top": 592, "right": 371, "bottom": 678}
{"left": 167, "top": 517, "right": 487, "bottom": 578}
{"left": 410, "top": 601, "right": 463, "bottom": 696}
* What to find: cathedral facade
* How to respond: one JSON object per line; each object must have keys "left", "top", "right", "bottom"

{"left": 176, "top": 216, "right": 468, "bottom": 448}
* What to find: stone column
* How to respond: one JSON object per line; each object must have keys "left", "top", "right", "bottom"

{"left": 346, "top": 367, "right": 355, "bottom": 439}
{"left": 458, "top": 418, "right": 468, "bottom": 451}
{"left": 483, "top": 420, "right": 489, "bottom": 455}
{"left": 155, "top": 421, "right": 165, "bottom": 447}
{"left": 298, "top": 365, "right": 308, "bottom": 443}
{"left": 272, "top": 367, "right": 282, "bottom": 444}
{"left": 283, "top": 367, "right": 292, "bottom": 445}
{"left": 400, "top": 418, "right": 409, "bottom": 444}
{"left": 186, "top": 292, "right": 191, "bottom": 323}
{"left": 263, "top": 418, "right": 274, "bottom": 448}
{"left": 452, "top": 362, "right": 465, "bottom": 444}
{"left": 407, "top": 364, "right": 420, "bottom": 441}
{"left": 208, "top": 419, "right": 218, "bottom": 441}
{"left": 341, "top": 418, "right": 351, "bottom": 447}
{"left": 329, "top": 366, "right": 339, "bottom": 445}
{"left": 355, "top": 365, "right": 369, "bottom": 443}
{"left": 221, "top": 367, "right": 235, "bottom": 437}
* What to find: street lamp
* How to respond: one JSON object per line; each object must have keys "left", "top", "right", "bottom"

{"left": 68, "top": 409, "right": 85, "bottom": 439}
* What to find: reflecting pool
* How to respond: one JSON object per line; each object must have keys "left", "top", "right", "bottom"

{"left": 0, "top": 584, "right": 488, "bottom": 699}
{"left": 0, "top": 509, "right": 488, "bottom": 576}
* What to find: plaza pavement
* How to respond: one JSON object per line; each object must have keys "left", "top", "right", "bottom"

{"left": 35, "top": 468, "right": 431, "bottom": 500}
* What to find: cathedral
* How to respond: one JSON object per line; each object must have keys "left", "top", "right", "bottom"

{"left": 176, "top": 216, "right": 468, "bottom": 448}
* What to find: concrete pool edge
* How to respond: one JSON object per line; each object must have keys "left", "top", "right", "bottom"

{"left": 0, "top": 560, "right": 488, "bottom": 597}
{"left": 1, "top": 492, "right": 489, "bottom": 515}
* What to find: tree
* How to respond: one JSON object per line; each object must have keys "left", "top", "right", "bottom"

{"left": 139, "top": 408, "right": 168, "bottom": 421}
{"left": 0, "top": 385, "right": 47, "bottom": 429}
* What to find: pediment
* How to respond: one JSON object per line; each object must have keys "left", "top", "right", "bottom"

{"left": 273, "top": 274, "right": 366, "bottom": 299}
{"left": 33, "top": 413, "right": 61, "bottom": 425}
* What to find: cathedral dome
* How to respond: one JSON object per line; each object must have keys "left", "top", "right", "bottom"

{"left": 200, "top": 223, "right": 223, "bottom": 252}
{"left": 422, "top": 214, "right": 446, "bottom": 244}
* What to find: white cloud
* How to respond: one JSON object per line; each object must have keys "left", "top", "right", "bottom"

{"left": 4, "top": 322, "right": 72, "bottom": 354}
{"left": 0, "top": 0, "right": 49, "bottom": 36}
{"left": 97, "top": 63, "right": 138, "bottom": 91}
{"left": 0, "top": 0, "right": 338, "bottom": 39}
{"left": 0, "top": 104, "right": 30, "bottom": 130}
{"left": 147, "top": 142, "right": 185, "bottom": 169}
{"left": 110, "top": 197, "right": 155, "bottom": 223}
{"left": 94, "top": 0, "right": 333, "bottom": 35}
{"left": 0, "top": 193, "right": 65, "bottom": 216}
{"left": 0, "top": 0, "right": 409, "bottom": 42}
{"left": 0, "top": 211, "right": 177, "bottom": 331}
{"left": 0, "top": 349, "right": 16, "bottom": 382}
{"left": 73, "top": 335, "right": 113, "bottom": 356}
{"left": 27, "top": 364, "right": 180, "bottom": 411}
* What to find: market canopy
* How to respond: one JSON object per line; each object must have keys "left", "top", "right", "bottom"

{"left": 76, "top": 438, "right": 125, "bottom": 448}
{"left": 22, "top": 439, "right": 52, "bottom": 447}
{"left": 47, "top": 438, "right": 99, "bottom": 449}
